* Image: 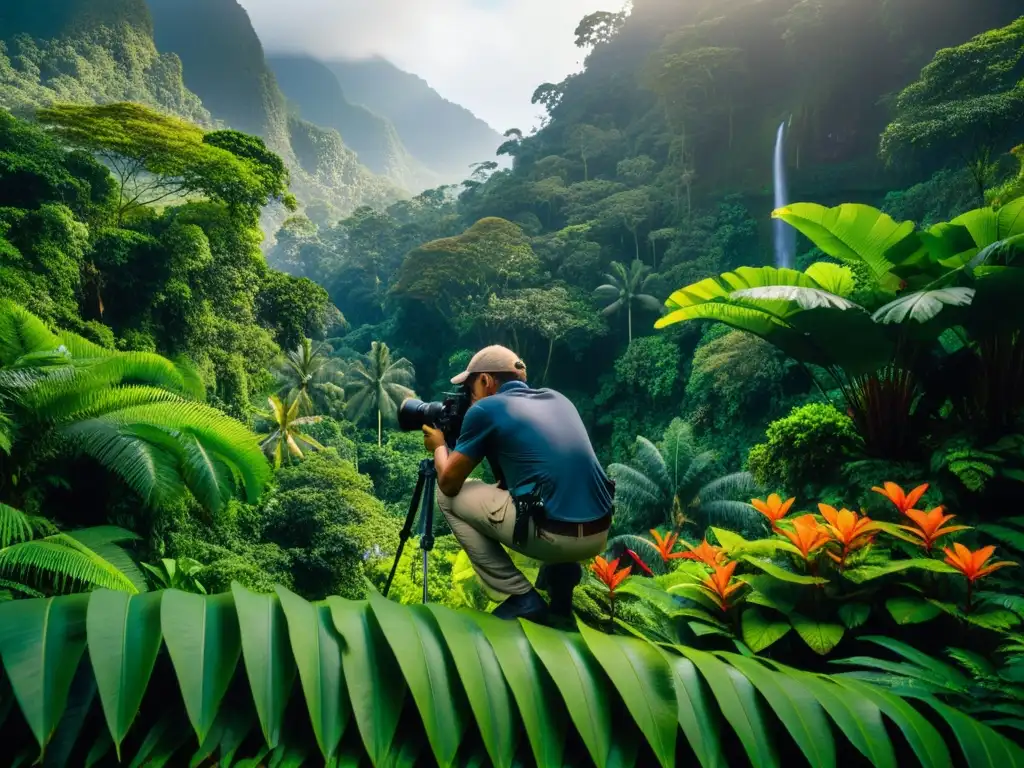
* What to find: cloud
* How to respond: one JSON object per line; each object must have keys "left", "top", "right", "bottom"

{"left": 237, "top": 0, "right": 616, "bottom": 132}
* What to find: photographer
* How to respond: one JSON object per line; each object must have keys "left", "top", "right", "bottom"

{"left": 422, "top": 345, "right": 614, "bottom": 623}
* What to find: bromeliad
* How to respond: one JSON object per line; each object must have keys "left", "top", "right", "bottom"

{"left": 591, "top": 556, "right": 632, "bottom": 595}
{"left": 943, "top": 543, "right": 1017, "bottom": 610}
{"left": 752, "top": 494, "right": 795, "bottom": 531}
{"left": 680, "top": 538, "right": 726, "bottom": 567}
{"left": 699, "top": 560, "right": 745, "bottom": 611}
{"left": 899, "top": 506, "right": 969, "bottom": 553}
{"left": 779, "top": 514, "right": 832, "bottom": 561}
{"left": 819, "top": 504, "right": 878, "bottom": 568}
{"left": 871, "top": 481, "right": 928, "bottom": 515}
{"left": 649, "top": 529, "right": 685, "bottom": 561}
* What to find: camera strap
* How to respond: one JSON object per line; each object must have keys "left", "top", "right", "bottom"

{"left": 510, "top": 482, "right": 546, "bottom": 548}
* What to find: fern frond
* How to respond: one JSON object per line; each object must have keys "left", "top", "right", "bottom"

{"left": 0, "top": 532, "right": 139, "bottom": 594}
{"left": 699, "top": 500, "right": 761, "bottom": 531}
{"left": 0, "top": 504, "right": 34, "bottom": 548}
{"left": 700, "top": 471, "right": 759, "bottom": 502}
{"left": 0, "top": 299, "right": 59, "bottom": 365}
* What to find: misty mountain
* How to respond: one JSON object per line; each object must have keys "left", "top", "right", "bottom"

{"left": 267, "top": 54, "right": 439, "bottom": 192}
{"left": 326, "top": 57, "right": 504, "bottom": 183}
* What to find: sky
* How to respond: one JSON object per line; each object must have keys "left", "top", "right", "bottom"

{"left": 237, "top": 0, "right": 618, "bottom": 133}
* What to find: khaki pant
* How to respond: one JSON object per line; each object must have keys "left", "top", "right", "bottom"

{"left": 438, "top": 479, "right": 609, "bottom": 597}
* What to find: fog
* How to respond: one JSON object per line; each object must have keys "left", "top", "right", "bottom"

{"left": 238, "top": 0, "right": 619, "bottom": 132}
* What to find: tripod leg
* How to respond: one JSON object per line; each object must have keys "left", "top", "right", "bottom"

{"left": 419, "top": 459, "right": 438, "bottom": 604}
{"left": 383, "top": 469, "right": 425, "bottom": 598}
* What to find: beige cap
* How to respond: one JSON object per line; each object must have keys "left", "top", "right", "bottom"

{"left": 451, "top": 345, "right": 526, "bottom": 385}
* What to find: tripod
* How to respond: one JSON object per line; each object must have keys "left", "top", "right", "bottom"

{"left": 382, "top": 458, "right": 437, "bottom": 603}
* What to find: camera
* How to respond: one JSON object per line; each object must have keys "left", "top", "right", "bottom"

{"left": 398, "top": 389, "right": 471, "bottom": 449}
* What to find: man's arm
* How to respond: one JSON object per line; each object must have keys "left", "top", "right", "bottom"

{"left": 432, "top": 443, "right": 479, "bottom": 497}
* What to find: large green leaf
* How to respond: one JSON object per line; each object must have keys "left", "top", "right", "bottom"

{"left": 655, "top": 648, "right": 725, "bottom": 768}
{"left": 429, "top": 605, "right": 517, "bottom": 768}
{"left": 804, "top": 262, "right": 856, "bottom": 296}
{"left": 86, "top": 590, "right": 163, "bottom": 758}
{"left": 231, "top": 584, "right": 296, "bottom": 750}
{"left": 368, "top": 590, "right": 465, "bottom": 767}
{"left": 921, "top": 697, "right": 1024, "bottom": 766}
{"left": 327, "top": 596, "right": 405, "bottom": 768}
{"left": 740, "top": 608, "right": 791, "bottom": 653}
{"left": 578, "top": 619, "right": 677, "bottom": 768}
{"left": 773, "top": 203, "right": 915, "bottom": 281}
{"left": 732, "top": 285, "right": 860, "bottom": 311}
{"left": 523, "top": 620, "right": 636, "bottom": 768}
{"left": 468, "top": 611, "right": 567, "bottom": 768}
{"left": 790, "top": 614, "right": 845, "bottom": 655}
{"left": 0, "top": 594, "right": 89, "bottom": 753}
{"left": 843, "top": 558, "right": 958, "bottom": 583}
{"left": 740, "top": 556, "right": 827, "bottom": 585}
{"left": 871, "top": 288, "right": 975, "bottom": 324}
{"left": 160, "top": 591, "right": 241, "bottom": 746}
{"left": 274, "top": 586, "right": 348, "bottom": 761}
{"left": 886, "top": 597, "right": 942, "bottom": 625}
{"left": 833, "top": 677, "right": 951, "bottom": 768}
{"left": 678, "top": 647, "right": 778, "bottom": 768}
{"left": 723, "top": 654, "right": 836, "bottom": 768}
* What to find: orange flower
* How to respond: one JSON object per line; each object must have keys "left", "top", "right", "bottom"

{"left": 590, "top": 556, "right": 631, "bottom": 594}
{"left": 871, "top": 481, "right": 928, "bottom": 515}
{"left": 649, "top": 529, "right": 683, "bottom": 561}
{"left": 679, "top": 538, "right": 726, "bottom": 567}
{"left": 779, "top": 514, "right": 831, "bottom": 560}
{"left": 752, "top": 494, "right": 795, "bottom": 530}
{"left": 699, "top": 560, "right": 745, "bottom": 610}
{"left": 819, "top": 504, "right": 878, "bottom": 565}
{"left": 899, "top": 506, "right": 969, "bottom": 552}
{"left": 943, "top": 543, "right": 1017, "bottom": 584}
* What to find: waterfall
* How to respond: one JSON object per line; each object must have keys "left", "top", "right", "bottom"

{"left": 773, "top": 120, "right": 796, "bottom": 269}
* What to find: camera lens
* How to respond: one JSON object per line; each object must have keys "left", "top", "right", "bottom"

{"left": 397, "top": 398, "right": 444, "bottom": 431}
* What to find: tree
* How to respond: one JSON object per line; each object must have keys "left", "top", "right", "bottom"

{"left": 566, "top": 124, "right": 621, "bottom": 181}
{"left": 880, "top": 18, "right": 1024, "bottom": 204}
{"left": 36, "top": 103, "right": 295, "bottom": 222}
{"left": 574, "top": 10, "right": 627, "bottom": 48}
{"left": 594, "top": 260, "right": 662, "bottom": 343}
{"left": 0, "top": 300, "right": 270, "bottom": 516}
{"left": 343, "top": 341, "right": 416, "bottom": 446}
{"left": 607, "top": 419, "right": 759, "bottom": 536}
{"left": 596, "top": 188, "right": 653, "bottom": 262}
{"left": 479, "top": 285, "right": 606, "bottom": 384}
{"left": 274, "top": 337, "right": 345, "bottom": 416}
{"left": 257, "top": 394, "right": 325, "bottom": 469}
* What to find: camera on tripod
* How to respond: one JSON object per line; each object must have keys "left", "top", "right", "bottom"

{"left": 397, "top": 389, "right": 471, "bottom": 449}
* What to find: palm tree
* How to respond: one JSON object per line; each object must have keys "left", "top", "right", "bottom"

{"left": 343, "top": 341, "right": 416, "bottom": 446}
{"left": 275, "top": 338, "right": 345, "bottom": 416}
{"left": 0, "top": 300, "right": 271, "bottom": 516}
{"left": 257, "top": 394, "right": 325, "bottom": 468}
{"left": 593, "top": 259, "right": 662, "bottom": 343}
{"left": 0, "top": 503, "right": 144, "bottom": 599}
{"left": 607, "top": 419, "right": 759, "bottom": 553}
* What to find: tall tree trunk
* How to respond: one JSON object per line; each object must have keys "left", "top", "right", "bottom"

{"left": 633, "top": 229, "right": 640, "bottom": 263}
{"left": 377, "top": 408, "right": 382, "bottom": 447}
{"left": 543, "top": 337, "right": 555, "bottom": 385}
{"left": 582, "top": 154, "right": 589, "bottom": 181}
{"left": 628, "top": 303, "right": 633, "bottom": 344}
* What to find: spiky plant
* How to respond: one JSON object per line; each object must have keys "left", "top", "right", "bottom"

{"left": 342, "top": 341, "right": 416, "bottom": 446}
{"left": 0, "top": 503, "right": 143, "bottom": 599}
{"left": 257, "top": 394, "right": 324, "bottom": 468}
{"left": 0, "top": 300, "right": 271, "bottom": 515}
{"left": 608, "top": 419, "right": 759, "bottom": 540}
{"left": 593, "top": 259, "right": 662, "bottom": 343}
{"left": 274, "top": 338, "right": 345, "bottom": 416}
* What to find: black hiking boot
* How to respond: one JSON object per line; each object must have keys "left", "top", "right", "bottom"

{"left": 537, "top": 562, "right": 582, "bottom": 620}
{"left": 491, "top": 588, "right": 549, "bottom": 623}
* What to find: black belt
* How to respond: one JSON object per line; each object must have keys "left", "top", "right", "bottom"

{"left": 511, "top": 489, "right": 611, "bottom": 546}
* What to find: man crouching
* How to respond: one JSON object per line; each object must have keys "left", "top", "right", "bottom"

{"left": 422, "top": 345, "right": 614, "bottom": 622}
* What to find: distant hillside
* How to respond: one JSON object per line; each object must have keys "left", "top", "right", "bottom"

{"left": 143, "top": 0, "right": 403, "bottom": 218}
{"left": 267, "top": 54, "right": 439, "bottom": 192}
{"left": 0, "top": 0, "right": 207, "bottom": 123}
{"left": 326, "top": 57, "right": 503, "bottom": 184}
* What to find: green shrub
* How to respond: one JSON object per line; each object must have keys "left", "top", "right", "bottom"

{"left": 747, "top": 402, "right": 861, "bottom": 495}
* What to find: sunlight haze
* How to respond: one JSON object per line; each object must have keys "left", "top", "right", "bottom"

{"left": 238, "top": 0, "right": 615, "bottom": 132}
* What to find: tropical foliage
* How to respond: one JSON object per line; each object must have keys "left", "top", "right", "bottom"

{"left": 2, "top": 585, "right": 1022, "bottom": 768}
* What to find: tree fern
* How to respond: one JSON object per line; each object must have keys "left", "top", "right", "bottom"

{"left": 609, "top": 418, "right": 759, "bottom": 534}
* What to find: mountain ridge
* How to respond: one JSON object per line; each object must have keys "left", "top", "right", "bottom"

{"left": 325, "top": 56, "right": 504, "bottom": 183}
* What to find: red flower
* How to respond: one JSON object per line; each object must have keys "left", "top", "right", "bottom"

{"left": 871, "top": 481, "right": 928, "bottom": 515}
{"left": 699, "top": 561, "right": 745, "bottom": 610}
{"left": 751, "top": 494, "right": 795, "bottom": 531}
{"left": 590, "top": 556, "right": 631, "bottom": 594}
{"left": 779, "top": 514, "right": 831, "bottom": 560}
{"left": 679, "top": 538, "right": 727, "bottom": 568}
{"left": 649, "top": 529, "right": 685, "bottom": 561}
{"left": 899, "top": 506, "right": 969, "bottom": 552}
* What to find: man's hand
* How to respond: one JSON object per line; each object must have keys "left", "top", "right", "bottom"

{"left": 422, "top": 425, "right": 445, "bottom": 453}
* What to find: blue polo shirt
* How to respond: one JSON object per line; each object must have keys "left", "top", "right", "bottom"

{"left": 453, "top": 380, "right": 614, "bottom": 523}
